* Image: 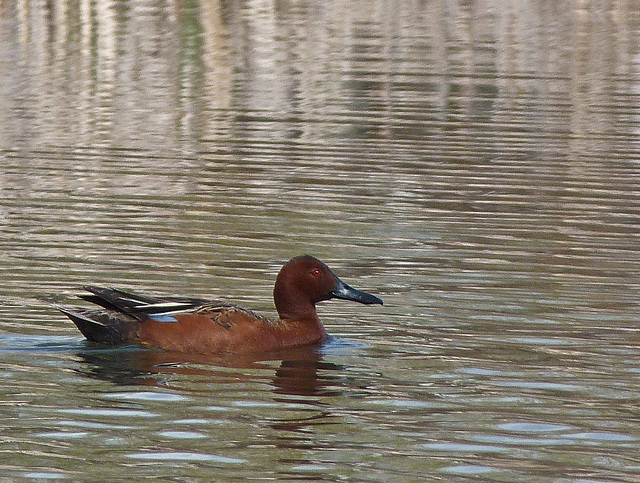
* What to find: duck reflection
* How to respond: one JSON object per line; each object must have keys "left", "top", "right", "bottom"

{"left": 74, "top": 342, "right": 344, "bottom": 397}
{"left": 73, "top": 339, "right": 362, "bottom": 466}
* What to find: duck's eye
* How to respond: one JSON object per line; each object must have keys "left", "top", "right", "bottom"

{"left": 311, "top": 269, "right": 321, "bottom": 277}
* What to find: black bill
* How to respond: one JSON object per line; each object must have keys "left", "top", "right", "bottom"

{"left": 330, "top": 278, "right": 383, "bottom": 305}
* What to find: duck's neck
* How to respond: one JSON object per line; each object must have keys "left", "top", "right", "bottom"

{"left": 274, "top": 314, "right": 328, "bottom": 348}
{"left": 271, "top": 287, "right": 328, "bottom": 347}
{"left": 275, "top": 300, "right": 320, "bottom": 324}
{"left": 273, "top": 284, "right": 321, "bottom": 323}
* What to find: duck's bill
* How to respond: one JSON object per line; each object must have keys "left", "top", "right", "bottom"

{"left": 330, "top": 278, "right": 383, "bottom": 305}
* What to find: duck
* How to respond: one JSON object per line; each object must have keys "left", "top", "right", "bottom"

{"left": 59, "top": 255, "right": 383, "bottom": 354}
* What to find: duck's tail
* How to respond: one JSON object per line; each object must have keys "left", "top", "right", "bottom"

{"left": 58, "top": 306, "right": 140, "bottom": 345}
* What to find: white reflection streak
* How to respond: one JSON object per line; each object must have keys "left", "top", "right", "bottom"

{"left": 16, "top": 0, "right": 29, "bottom": 45}
{"left": 53, "top": 0, "right": 68, "bottom": 64}
{"left": 79, "top": 0, "right": 93, "bottom": 143}
{"left": 200, "top": 0, "right": 233, "bottom": 139}
{"left": 94, "top": 0, "right": 117, "bottom": 141}
{"left": 244, "top": 0, "right": 283, "bottom": 113}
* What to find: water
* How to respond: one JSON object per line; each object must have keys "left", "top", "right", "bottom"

{"left": 1, "top": 0, "right": 640, "bottom": 481}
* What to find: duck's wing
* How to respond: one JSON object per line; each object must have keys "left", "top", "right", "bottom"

{"left": 80, "top": 286, "right": 211, "bottom": 322}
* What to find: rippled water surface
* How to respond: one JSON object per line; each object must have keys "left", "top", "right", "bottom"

{"left": 1, "top": 1, "right": 640, "bottom": 481}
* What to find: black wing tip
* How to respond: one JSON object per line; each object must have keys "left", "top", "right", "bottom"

{"left": 56, "top": 305, "right": 107, "bottom": 327}
{"left": 57, "top": 304, "right": 140, "bottom": 345}
{"left": 83, "top": 285, "right": 117, "bottom": 295}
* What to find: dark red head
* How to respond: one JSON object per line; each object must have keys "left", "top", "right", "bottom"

{"left": 273, "top": 255, "right": 383, "bottom": 321}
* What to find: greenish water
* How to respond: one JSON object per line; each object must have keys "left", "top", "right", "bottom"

{"left": 1, "top": 1, "right": 639, "bottom": 481}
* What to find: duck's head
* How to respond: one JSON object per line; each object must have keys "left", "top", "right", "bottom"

{"left": 273, "top": 255, "right": 383, "bottom": 321}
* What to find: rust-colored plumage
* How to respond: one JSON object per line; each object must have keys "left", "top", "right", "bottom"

{"left": 59, "top": 255, "right": 383, "bottom": 354}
